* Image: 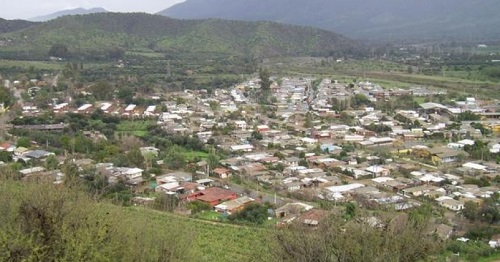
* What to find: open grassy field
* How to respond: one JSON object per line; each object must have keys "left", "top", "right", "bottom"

{"left": 126, "top": 51, "right": 166, "bottom": 58}
{"left": 479, "top": 253, "right": 500, "bottom": 262}
{"left": 116, "top": 120, "right": 155, "bottom": 138}
{"left": 182, "top": 150, "right": 209, "bottom": 162}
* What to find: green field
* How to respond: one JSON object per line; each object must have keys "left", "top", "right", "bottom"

{"left": 267, "top": 58, "right": 500, "bottom": 99}
{"left": 196, "top": 210, "right": 223, "bottom": 221}
{"left": 182, "top": 150, "right": 209, "bottom": 162}
{"left": 126, "top": 51, "right": 165, "bottom": 58}
{"left": 0, "top": 59, "right": 64, "bottom": 70}
{"left": 479, "top": 253, "right": 500, "bottom": 262}
{"left": 116, "top": 120, "right": 155, "bottom": 138}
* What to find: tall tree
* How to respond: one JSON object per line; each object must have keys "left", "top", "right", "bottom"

{"left": 48, "top": 43, "right": 70, "bottom": 58}
{"left": 89, "top": 80, "right": 114, "bottom": 101}
{"left": 259, "top": 68, "right": 272, "bottom": 91}
{"left": 463, "top": 201, "right": 479, "bottom": 221}
{"left": 126, "top": 147, "right": 145, "bottom": 168}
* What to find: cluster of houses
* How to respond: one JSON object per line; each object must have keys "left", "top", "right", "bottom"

{"left": 6, "top": 74, "right": 500, "bottom": 234}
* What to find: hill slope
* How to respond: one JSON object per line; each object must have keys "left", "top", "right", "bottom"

{"left": 1, "top": 13, "right": 361, "bottom": 58}
{"left": 29, "top": 7, "right": 108, "bottom": 22}
{"left": 0, "top": 18, "right": 38, "bottom": 34}
{"left": 159, "top": 0, "right": 500, "bottom": 41}
{"left": 0, "top": 178, "right": 273, "bottom": 262}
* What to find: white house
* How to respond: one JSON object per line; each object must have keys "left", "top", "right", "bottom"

{"left": 365, "top": 166, "right": 390, "bottom": 177}
{"left": 462, "top": 162, "right": 488, "bottom": 171}
{"left": 234, "top": 120, "right": 247, "bottom": 130}
{"left": 230, "top": 144, "right": 254, "bottom": 152}
{"left": 124, "top": 168, "right": 144, "bottom": 180}
{"left": 326, "top": 183, "right": 364, "bottom": 194}
{"left": 490, "top": 144, "right": 500, "bottom": 154}
{"left": 436, "top": 196, "right": 464, "bottom": 211}
{"left": 301, "top": 137, "right": 318, "bottom": 145}
{"left": 457, "top": 139, "right": 475, "bottom": 146}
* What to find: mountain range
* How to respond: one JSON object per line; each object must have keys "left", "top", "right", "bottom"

{"left": 159, "top": 0, "right": 500, "bottom": 41}
{"left": 29, "top": 7, "right": 108, "bottom": 22}
{"left": 0, "top": 13, "right": 361, "bottom": 58}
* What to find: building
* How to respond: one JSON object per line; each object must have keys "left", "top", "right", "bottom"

{"left": 214, "top": 196, "right": 254, "bottom": 214}
{"left": 300, "top": 209, "right": 329, "bottom": 226}
{"left": 365, "top": 166, "right": 390, "bottom": 177}
{"left": 212, "top": 167, "right": 231, "bottom": 179}
{"left": 436, "top": 196, "right": 464, "bottom": 211}
{"left": 234, "top": 120, "right": 247, "bottom": 130}
{"left": 230, "top": 144, "right": 254, "bottom": 152}
{"left": 187, "top": 187, "right": 238, "bottom": 206}
{"left": 429, "top": 147, "right": 467, "bottom": 164}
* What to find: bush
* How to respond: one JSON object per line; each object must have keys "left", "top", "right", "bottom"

{"left": 229, "top": 203, "right": 269, "bottom": 224}
{"left": 187, "top": 200, "right": 212, "bottom": 214}
{"left": 0, "top": 178, "right": 193, "bottom": 261}
{"left": 447, "top": 241, "right": 495, "bottom": 261}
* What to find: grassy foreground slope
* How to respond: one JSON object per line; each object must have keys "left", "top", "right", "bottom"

{"left": 0, "top": 178, "right": 272, "bottom": 262}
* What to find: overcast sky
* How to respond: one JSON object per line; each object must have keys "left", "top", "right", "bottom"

{"left": 0, "top": 0, "right": 186, "bottom": 20}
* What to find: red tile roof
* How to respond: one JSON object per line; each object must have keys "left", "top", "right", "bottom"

{"left": 196, "top": 187, "right": 236, "bottom": 203}
{"left": 213, "top": 167, "right": 230, "bottom": 175}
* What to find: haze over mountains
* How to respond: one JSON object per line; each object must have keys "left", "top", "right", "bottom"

{"left": 29, "top": 7, "right": 108, "bottom": 22}
{"left": 4, "top": 0, "right": 498, "bottom": 43}
{"left": 159, "top": 0, "right": 500, "bottom": 41}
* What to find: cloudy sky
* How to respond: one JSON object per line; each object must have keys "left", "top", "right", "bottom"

{"left": 0, "top": 0, "right": 186, "bottom": 20}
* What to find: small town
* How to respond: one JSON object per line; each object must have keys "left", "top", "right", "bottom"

{"left": 3, "top": 70, "right": 500, "bottom": 250}
{"left": 2, "top": 2, "right": 500, "bottom": 260}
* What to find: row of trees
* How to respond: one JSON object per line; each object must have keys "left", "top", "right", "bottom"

{"left": 49, "top": 43, "right": 125, "bottom": 60}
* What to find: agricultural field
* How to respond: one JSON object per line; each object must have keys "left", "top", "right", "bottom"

{"left": 181, "top": 150, "right": 209, "bottom": 162}
{"left": 266, "top": 57, "right": 500, "bottom": 99}
{"left": 0, "top": 59, "right": 64, "bottom": 70}
{"left": 116, "top": 120, "right": 155, "bottom": 138}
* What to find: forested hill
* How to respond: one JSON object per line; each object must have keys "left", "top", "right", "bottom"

{"left": 159, "top": 0, "right": 500, "bottom": 41}
{"left": 29, "top": 7, "right": 108, "bottom": 22}
{"left": 0, "top": 12, "right": 362, "bottom": 58}
{"left": 0, "top": 18, "right": 38, "bottom": 34}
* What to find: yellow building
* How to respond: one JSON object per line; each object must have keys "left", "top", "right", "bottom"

{"left": 491, "top": 124, "right": 500, "bottom": 133}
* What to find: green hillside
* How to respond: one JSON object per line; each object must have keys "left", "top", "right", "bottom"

{"left": 0, "top": 12, "right": 361, "bottom": 59}
{"left": 0, "top": 18, "right": 38, "bottom": 34}
{"left": 0, "top": 175, "right": 449, "bottom": 261}
{"left": 0, "top": 177, "right": 273, "bottom": 262}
